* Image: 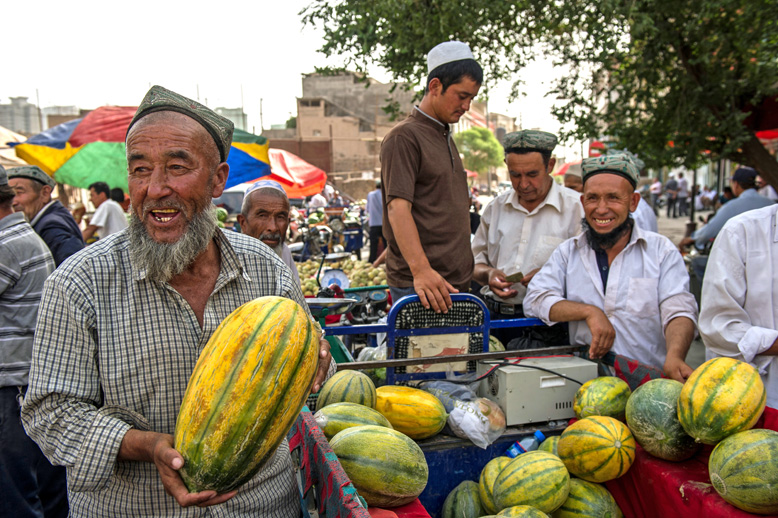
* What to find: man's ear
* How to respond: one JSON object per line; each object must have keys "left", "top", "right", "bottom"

{"left": 630, "top": 191, "right": 641, "bottom": 212}
{"left": 211, "top": 163, "right": 230, "bottom": 198}
{"left": 547, "top": 157, "right": 557, "bottom": 174}
{"left": 428, "top": 77, "right": 443, "bottom": 96}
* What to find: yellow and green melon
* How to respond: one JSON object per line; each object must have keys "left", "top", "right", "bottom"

{"left": 497, "top": 505, "right": 550, "bottom": 517}
{"left": 574, "top": 376, "right": 631, "bottom": 421}
{"left": 493, "top": 450, "right": 570, "bottom": 514}
{"left": 313, "top": 402, "right": 392, "bottom": 439}
{"left": 552, "top": 478, "right": 623, "bottom": 518}
{"left": 558, "top": 416, "right": 635, "bottom": 483}
{"left": 625, "top": 378, "right": 700, "bottom": 461}
{"left": 678, "top": 357, "right": 765, "bottom": 445}
{"left": 442, "top": 480, "right": 485, "bottom": 518}
{"left": 175, "top": 296, "right": 319, "bottom": 492}
{"left": 709, "top": 428, "right": 778, "bottom": 515}
{"left": 316, "top": 369, "right": 377, "bottom": 409}
{"left": 375, "top": 385, "right": 447, "bottom": 440}
{"left": 330, "top": 425, "right": 428, "bottom": 507}
{"left": 538, "top": 436, "right": 561, "bottom": 457}
{"left": 479, "top": 456, "right": 513, "bottom": 514}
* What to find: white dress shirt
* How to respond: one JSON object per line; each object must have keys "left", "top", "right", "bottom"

{"left": 699, "top": 204, "right": 778, "bottom": 408}
{"left": 524, "top": 225, "right": 698, "bottom": 370}
{"left": 632, "top": 196, "right": 658, "bottom": 233}
{"left": 471, "top": 181, "right": 583, "bottom": 304}
{"left": 90, "top": 199, "right": 128, "bottom": 238}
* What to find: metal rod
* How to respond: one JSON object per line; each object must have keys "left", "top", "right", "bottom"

{"left": 335, "top": 345, "right": 586, "bottom": 370}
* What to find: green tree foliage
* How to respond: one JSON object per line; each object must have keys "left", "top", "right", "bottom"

{"left": 302, "top": 0, "right": 778, "bottom": 186}
{"left": 453, "top": 127, "right": 504, "bottom": 173}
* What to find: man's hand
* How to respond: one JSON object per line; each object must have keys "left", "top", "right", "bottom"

{"left": 312, "top": 338, "right": 332, "bottom": 392}
{"left": 413, "top": 267, "right": 458, "bottom": 313}
{"left": 664, "top": 356, "right": 694, "bottom": 383}
{"left": 678, "top": 236, "right": 695, "bottom": 251}
{"left": 487, "top": 269, "right": 518, "bottom": 299}
{"left": 585, "top": 308, "right": 616, "bottom": 359}
{"left": 149, "top": 433, "right": 237, "bottom": 508}
{"left": 519, "top": 268, "right": 541, "bottom": 288}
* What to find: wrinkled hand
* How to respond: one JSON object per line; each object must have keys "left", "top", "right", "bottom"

{"left": 151, "top": 433, "right": 237, "bottom": 508}
{"left": 413, "top": 267, "right": 458, "bottom": 313}
{"left": 519, "top": 268, "right": 541, "bottom": 288}
{"left": 312, "top": 338, "right": 332, "bottom": 392}
{"left": 664, "top": 356, "right": 693, "bottom": 383}
{"left": 586, "top": 308, "right": 616, "bottom": 360}
{"left": 488, "top": 269, "right": 518, "bottom": 299}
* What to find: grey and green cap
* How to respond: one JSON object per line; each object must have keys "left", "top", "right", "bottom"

{"left": 581, "top": 153, "right": 639, "bottom": 189}
{"left": 606, "top": 148, "right": 645, "bottom": 172}
{"left": 8, "top": 165, "right": 56, "bottom": 188}
{"left": 0, "top": 164, "right": 6, "bottom": 186}
{"left": 503, "top": 130, "right": 558, "bottom": 154}
{"left": 127, "top": 85, "right": 234, "bottom": 162}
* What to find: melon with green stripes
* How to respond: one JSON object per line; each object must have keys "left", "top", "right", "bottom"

{"left": 313, "top": 402, "right": 392, "bottom": 439}
{"left": 708, "top": 428, "right": 778, "bottom": 515}
{"left": 574, "top": 376, "right": 631, "bottom": 421}
{"left": 497, "top": 505, "right": 550, "bottom": 517}
{"left": 538, "top": 436, "right": 561, "bottom": 457}
{"left": 479, "top": 456, "right": 513, "bottom": 514}
{"left": 558, "top": 416, "right": 636, "bottom": 483}
{"left": 375, "top": 385, "right": 447, "bottom": 440}
{"left": 442, "top": 480, "right": 485, "bottom": 518}
{"left": 552, "top": 478, "right": 623, "bottom": 518}
{"left": 493, "top": 450, "right": 570, "bottom": 514}
{"left": 625, "top": 378, "right": 700, "bottom": 461}
{"left": 316, "top": 369, "right": 377, "bottom": 410}
{"left": 329, "top": 425, "right": 428, "bottom": 507}
{"left": 678, "top": 357, "right": 766, "bottom": 445}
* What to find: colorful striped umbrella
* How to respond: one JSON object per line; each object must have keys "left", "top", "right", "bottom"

{"left": 12, "top": 106, "right": 272, "bottom": 191}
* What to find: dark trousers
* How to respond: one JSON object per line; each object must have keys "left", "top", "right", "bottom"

{"left": 677, "top": 196, "right": 688, "bottom": 216}
{"left": 368, "top": 225, "right": 384, "bottom": 263}
{"left": 0, "top": 386, "right": 68, "bottom": 518}
{"left": 666, "top": 196, "right": 677, "bottom": 218}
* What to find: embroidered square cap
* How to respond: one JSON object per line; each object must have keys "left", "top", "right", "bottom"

{"left": 503, "top": 130, "right": 558, "bottom": 153}
{"left": 8, "top": 165, "right": 57, "bottom": 188}
{"left": 582, "top": 153, "right": 640, "bottom": 189}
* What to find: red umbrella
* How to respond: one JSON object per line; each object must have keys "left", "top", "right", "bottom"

{"left": 260, "top": 149, "right": 327, "bottom": 198}
{"left": 465, "top": 169, "right": 478, "bottom": 178}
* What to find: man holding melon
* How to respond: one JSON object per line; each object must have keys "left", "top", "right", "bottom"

{"left": 524, "top": 154, "right": 698, "bottom": 382}
{"left": 21, "top": 86, "right": 334, "bottom": 516}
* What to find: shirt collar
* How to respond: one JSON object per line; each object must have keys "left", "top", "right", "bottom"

{"left": 29, "top": 200, "right": 57, "bottom": 227}
{"left": 413, "top": 106, "right": 449, "bottom": 132}
{"left": 0, "top": 211, "right": 26, "bottom": 232}
{"left": 504, "top": 178, "right": 564, "bottom": 214}
{"left": 131, "top": 227, "right": 247, "bottom": 283}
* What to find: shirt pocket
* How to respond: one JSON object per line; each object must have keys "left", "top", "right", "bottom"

{"left": 532, "top": 236, "right": 565, "bottom": 268}
{"left": 626, "top": 278, "right": 659, "bottom": 316}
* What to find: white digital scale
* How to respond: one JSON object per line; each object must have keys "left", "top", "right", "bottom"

{"left": 476, "top": 356, "right": 598, "bottom": 426}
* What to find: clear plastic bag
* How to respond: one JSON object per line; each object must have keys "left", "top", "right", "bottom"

{"left": 447, "top": 397, "right": 507, "bottom": 449}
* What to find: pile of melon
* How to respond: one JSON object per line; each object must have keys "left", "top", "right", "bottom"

{"left": 295, "top": 258, "right": 387, "bottom": 294}
{"left": 440, "top": 356, "right": 777, "bottom": 516}
{"left": 311, "top": 370, "right": 449, "bottom": 508}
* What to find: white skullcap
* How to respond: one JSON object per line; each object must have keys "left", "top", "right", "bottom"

{"left": 427, "top": 41, "right": 475, "bottom": 74}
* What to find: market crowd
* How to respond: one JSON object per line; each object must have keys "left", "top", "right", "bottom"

{"left": 0, "top": 39, "right": 776, "bottom": 517}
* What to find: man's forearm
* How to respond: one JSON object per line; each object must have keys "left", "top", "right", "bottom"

{"left": 118, "top": 429, "right": 164, "bottom": 463}
{"left": 473, "top": 263, "right": 494, "bottom": 286}
{"left": 82, "top": 225, "right": 98, "bottom": 241}
{"left": 664, "top": 316, "right": 695, "bottom": 361}
{"left": 548, "top": 300, "right": 598, "bottom": 323}
{"left": 386, "top": 199, "right": 429, "bottom": 275}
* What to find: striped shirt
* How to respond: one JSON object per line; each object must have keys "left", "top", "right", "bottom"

{"left": 21, "top": 228, "right": 317, "bottom": 517}
{"left": 0, "top": 212, "right": 54, "bottom": 387}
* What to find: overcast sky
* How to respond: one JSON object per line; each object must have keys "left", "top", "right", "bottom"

{"left": 4, "top": 0, "right": 582, "bottom": 160}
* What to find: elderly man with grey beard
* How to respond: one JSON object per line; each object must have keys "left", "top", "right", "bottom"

{"left": 237, "top": 179, "right": 300, "bottom": 286}
{"left": 20, "top": 85, "right": 334, "bottom": 517}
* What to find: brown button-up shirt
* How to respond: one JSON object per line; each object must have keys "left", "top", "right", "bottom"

{"left": 380, "top": 107, "right": 473, "bottom": 291}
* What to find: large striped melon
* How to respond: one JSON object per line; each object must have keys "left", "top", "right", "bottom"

{"left": 493, "top": 450, "right": 570, "bottom": 513}
{"left": 313, "top": 402, "right": 392, "bottom": 439}
{"left": 709, "top": 428, "right": 778, "bottom": 515}
{"left": 552, "top": 479, "right": 622, "bottom": 518}
{"left": 498, "top": 506, "right": 550, "bottom": 517}
{"left": 375, "top": 385, "right": 447, "bottom": 440}
{"left": 538, "top": 436, "right": 561, "bottom": 457}
{"left": 442, "top": 480, "right": 485, "bottom": 518}
{"left": 330, "top": 425, "right": 428, "bottom": 507}
{"left": 480, "top": 456, "right": 513, "bottom": 514}
{"left": 316, "top": 370, "right": 377, "bottom": 409}
{"left": 175, "top": 296, "right": 319, "bottom": 492}
{"left": 678, "top": 357, "right": 766, "bottom": 445}
{"left": 574, "top": 377, "right": 631, "bottom": 421}
{"left": 558, "top": 416, "right": 635, "bottom": 483}
{"left": 625, "top": 378, "right": 700, "bottom": 461}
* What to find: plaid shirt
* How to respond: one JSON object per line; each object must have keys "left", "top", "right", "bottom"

{"left": 0, "top": 212, "right": 54, "bottom": 387}
{"left": 21, "top": 229, "right": 318, "bottom": 517}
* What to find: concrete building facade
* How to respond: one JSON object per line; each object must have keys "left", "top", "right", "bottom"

{"left": 0, "top": 97, "right": 42, "bottom": 135}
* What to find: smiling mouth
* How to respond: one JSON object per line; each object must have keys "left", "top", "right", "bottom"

{"left": 593, "top": 218, "right": 615, "bottom": 225}
{"left": 150, "top": 209, "right": 179, "bottom": 223}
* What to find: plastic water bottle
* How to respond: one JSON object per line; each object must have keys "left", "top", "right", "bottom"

{"left": 505, "top": 430, "right": 547, "bottom": 458}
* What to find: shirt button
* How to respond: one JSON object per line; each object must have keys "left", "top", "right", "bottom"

{"left": 521, "top": 239, "right": 527, "bottom": 244}
{"left": 602, "top": 266, "right": 607, "bottom": 271}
